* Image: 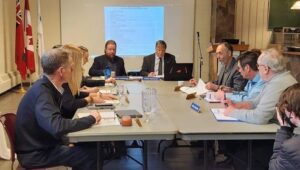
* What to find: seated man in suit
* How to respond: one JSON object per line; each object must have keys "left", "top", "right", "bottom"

{"left": 89, "top": 40, "right": 127, "bottom": 76}
{"left": 140, "top": 40, "right": 176, "bottom": 77}
{"left": 190, "top": 42, "right": 247, "bottom": 92}
{"left": 15, "top": 48, "right": 101, "bottom": 169}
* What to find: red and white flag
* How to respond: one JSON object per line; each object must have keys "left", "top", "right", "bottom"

{"left": 15, "top": 0, "right": 27, "bottom": 80}
{"left": 37, "top": 0, "right": 45, "bottom": 59}
{"left": 24, "top": 0, "right": 35, "bottom": 74}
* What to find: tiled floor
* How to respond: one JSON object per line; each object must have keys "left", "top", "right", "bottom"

{"left": 0, "top": 85, "right": 232, "bottom": 170}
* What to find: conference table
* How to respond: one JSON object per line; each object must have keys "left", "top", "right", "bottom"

{"left": 67, "top": 80, "right": 279, "bottom": 170}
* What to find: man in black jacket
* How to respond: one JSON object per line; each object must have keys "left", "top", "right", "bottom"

{"left": 15, "top": 48, "right": 101, "bottom": 169}
{"left": 140, "top": 40, "right": 176, "bottom": 77}
{"left": 89, "top": 40, "right": 127, "bottom": 76}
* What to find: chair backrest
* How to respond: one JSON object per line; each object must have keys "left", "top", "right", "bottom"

{"left": 0, "top": 113, "right": 16, "bottom": 162}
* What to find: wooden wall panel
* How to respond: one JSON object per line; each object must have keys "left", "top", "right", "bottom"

{"left": 235, "top": 0, "right": 272, "bottom": 50}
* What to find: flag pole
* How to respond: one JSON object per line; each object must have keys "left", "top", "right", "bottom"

{"left": 18, "top": 80, "right": 27, "bottom": 93}
{"left": 16, "top": 73, "right": 27, "bottom": 93}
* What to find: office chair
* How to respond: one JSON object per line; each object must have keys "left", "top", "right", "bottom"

{"left": 0, "top": 113, "right": 67, "bottom": 170}
{"left": 0, "top": 113, "right": 17, "bottom": 170}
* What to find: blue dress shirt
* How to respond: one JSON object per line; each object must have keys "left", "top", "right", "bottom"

{"left": 226, "top": 73, "right": 265, "bottom": 102}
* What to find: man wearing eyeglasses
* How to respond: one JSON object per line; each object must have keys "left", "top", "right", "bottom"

{"left": 224, "top": 48, "right": 297, "bottom": 124}
{"left": 218, "top": 48, "right": 297, "bottom": 169}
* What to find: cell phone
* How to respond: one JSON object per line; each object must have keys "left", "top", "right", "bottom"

{"left": 88, "top": 103, "right": 115, "bottom": 110}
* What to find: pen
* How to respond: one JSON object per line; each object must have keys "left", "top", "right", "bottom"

{"left": 224, "top": 93, "right": 228, "bottom": 107}
{"left": 135, "top": 118, "right": 142, "bottom": 127}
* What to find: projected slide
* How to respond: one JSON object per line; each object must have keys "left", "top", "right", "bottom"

{"left": 104, "top": 6, "right": 164, "bottom": 56}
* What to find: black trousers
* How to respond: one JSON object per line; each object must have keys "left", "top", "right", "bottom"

{"left": 17, "top": 143, "right": 98, "bottom": 170}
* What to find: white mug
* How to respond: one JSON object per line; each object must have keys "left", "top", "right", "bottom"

{"left": 178, "top": 81, "right": 184, "bottom": 86}
{"left": 111, "top": 71, "right": 116, "bottom": 78}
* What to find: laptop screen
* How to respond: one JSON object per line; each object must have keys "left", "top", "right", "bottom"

{"left": 164, "top": 63, "right": 193, "bottom": 81}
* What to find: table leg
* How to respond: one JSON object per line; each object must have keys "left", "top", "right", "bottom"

{"left": 247, "top": 140, "right": 252, "bottom": 170}
{"left": 97, "top": 142, "right": 103, "bottom": 170}
{"left": 143, "top": 140, "right": 148, "bottom": 170}
{"left": 203, "top": 140, "right": 208, "bottom": 170}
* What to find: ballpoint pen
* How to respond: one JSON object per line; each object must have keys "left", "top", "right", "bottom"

{"left": 224, "top": 93, "right": 228, "bottom": 107}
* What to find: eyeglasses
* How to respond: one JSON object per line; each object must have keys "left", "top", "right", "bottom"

{"left": 257, "top": 64, "right": 268, "bottom": 69}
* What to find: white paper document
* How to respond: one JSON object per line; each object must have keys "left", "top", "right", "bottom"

{"left": 204, "top": 92, "right": 221, "bottom": 103}
{"left": 180, "top": 79, "right": 209, "bottom": 95}
{"left": 77, "top": 111, "right": 120, "bottom": 126}
{"left": 211, "top": 108, "right": 239, "bottom": 122}
{"left": 129, "top": 76, "right": 143, "bottom": 80}
{"left": 104, "top": 100, "right": 120, "bottom": 105}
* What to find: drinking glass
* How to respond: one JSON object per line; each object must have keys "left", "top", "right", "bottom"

{"left": 142, "top": 88, "right": 157, "bottom": 122}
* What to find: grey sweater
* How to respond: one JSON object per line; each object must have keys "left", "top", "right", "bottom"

{"left": 230, "top": 71, "right": 297, "bottom": 124}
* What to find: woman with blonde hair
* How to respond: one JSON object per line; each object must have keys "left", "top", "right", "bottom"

{"left": 61, "top": 44, "right": 116, "bottom": 118}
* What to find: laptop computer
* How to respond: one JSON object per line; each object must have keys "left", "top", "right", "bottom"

{"left": 164, "top": 63, "right": 193, "bottom": 81}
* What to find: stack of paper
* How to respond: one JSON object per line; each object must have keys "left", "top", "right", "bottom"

{"left": 210, "top": 108, "right": 239, "bottom": 122}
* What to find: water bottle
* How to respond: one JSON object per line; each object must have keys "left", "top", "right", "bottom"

{"left": 103, "top": 66, "right": 111, "bottom": 79}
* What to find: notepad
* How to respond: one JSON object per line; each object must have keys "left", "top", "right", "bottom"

{"left": 211, "top": 108, "right": 239, "bottom": 122}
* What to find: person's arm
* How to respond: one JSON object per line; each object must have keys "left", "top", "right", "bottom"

{"left": 228, "top": 94, "right": 276, "bottom": 124}
{"left": 35, "top": 92, "right": 95, "bottom": 139}
{"left": 140, "top": 57, "right": 150, "bottom": 76}
{"left": 89, "top": 57, "right": 104, "bottom": 76}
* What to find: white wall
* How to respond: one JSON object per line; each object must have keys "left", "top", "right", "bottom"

{"left": 0, "top": 0, "right": 212, "bottom": 93}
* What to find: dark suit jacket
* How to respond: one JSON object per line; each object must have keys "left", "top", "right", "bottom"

{"left": 89, "top": 55, "right": 127, "bottom": 76}
{"left": 140, "top": 53, "right": 176, "bottom": 76}
{"left": 213, "top": 58, "right": 247, "bottom": 91}
{"left": 15, "top": 76, "right": 95, "bottom": 154}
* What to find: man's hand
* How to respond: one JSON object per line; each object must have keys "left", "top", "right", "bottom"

{"left": 205, "top": 82, "right": 219, "bottom": 91}
{"left": 90, "top": 110, "right": 101, "bottom": 124}
{"left": 105, "top": 77, "right": 116, "bottom": 84}
{"left": 189, "top": 78, "right": 197, "bottom": 87}
{"left": 148, "top": 72, "right": 156, "bottom": 77}
{"left": 214, "top": 90, "right": 225, "bottom": 100}
{"left": 224, "top": 105, "right": 235, "bottom": 116}
{"left": 219, "top": 85, "right": 233, "bottom": 93}
{"left": 223, "top": 99, "right": 235, "bottom": 116}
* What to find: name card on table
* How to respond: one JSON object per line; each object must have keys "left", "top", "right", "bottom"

{"left": 143, "top": 77, "right": 161, "bottom": 81}
{"left": 191, "top": 102, "right": 201, "bottom": 113}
